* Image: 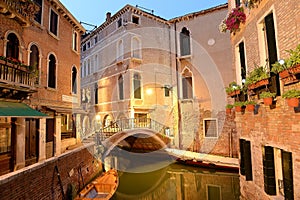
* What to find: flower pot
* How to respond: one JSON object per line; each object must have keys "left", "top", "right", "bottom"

{"left": 227, "top": 90, "right": 240, "bottom": 97}
{"left": 290, "top": 64, "right": 300, "bottom": 74}
{"left": 235, "top": 106, "right": 242, "bottom": 112}
{"left": 279, "top": 69, "right": 290, "bottom": 79}
{"left": 286, "top": 98, "right": 299, "bottom": 107}
{"left": 263, "top": 97, "right": 273, "bottom": 106}
{"left": 246, "top": 104, "right": 255, "bottom": 112}
{"left": 226, "top": 108, "right": 232, "bottom": 114}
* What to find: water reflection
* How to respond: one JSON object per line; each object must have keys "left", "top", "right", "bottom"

{"left": 109, "top": 151, "right": 240, "bottom": 200}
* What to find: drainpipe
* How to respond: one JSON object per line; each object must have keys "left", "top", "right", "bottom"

{"left": 174, "top": 21, "right": 182, "bottom": 149}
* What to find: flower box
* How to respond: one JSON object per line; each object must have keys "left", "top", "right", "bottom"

{"left": 227, "top": 90, "right": 241, "bottom": 97}
{"left": 248, "top": 78, "right": 269, "bottom": 90}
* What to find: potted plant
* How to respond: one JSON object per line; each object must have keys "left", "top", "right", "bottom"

{"left": 233, "top": 101, "right": 245, "bottom": 112}
{"left": 259, "top": 91, "right": 276, "bottom": 106}
{"left": 244, "top": 100, "right": 256, "bottom": 112}
{"left": 271, "top": 44, "right": 300, "bottom": 85}
{"left": 226, "top": 104, "right": 234, "bottom": 114}
{"left": 245, "top": 65, "right": 270, "bottom": 90}
{"left": 225, "top": 81, "right": 241, "bottom": 97}
{"left": 282, "top": 89, "right": 300, "bottom": 107}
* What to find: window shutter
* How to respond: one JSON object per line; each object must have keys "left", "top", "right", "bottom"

{"left": 281, "top": 150, "right": 294, "bottom": 200}
{"left": 244, "top": 140, "right": 253, "bottom": 181}
{"left": 239, "top": 139, "right": 245, "bottom": 175}
{"left": 263, "top": 146, "right": 276, "bottom": 195}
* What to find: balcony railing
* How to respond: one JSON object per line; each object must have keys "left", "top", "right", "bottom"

{"left": 0, "top": 61, "right": 36, "bottom": 87}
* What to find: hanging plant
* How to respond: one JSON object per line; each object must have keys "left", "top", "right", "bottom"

{"left": 219, "top": 7, "right": 246, "bottom": 34}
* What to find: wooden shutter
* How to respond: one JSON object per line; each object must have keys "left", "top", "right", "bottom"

{"left": 244, "top": 140, "right": 253, "bottom": 181}
{"left": 265, "top": 13, "right": 280, "bottom": 95}
{"left": 239, "top": 139, "right": 245, "bottom": 175}
{"left": 281, "top": 150, "right": 294, "bottom": 200}
{"left": 263, "top": 146, "right": 276, "bottom": 195}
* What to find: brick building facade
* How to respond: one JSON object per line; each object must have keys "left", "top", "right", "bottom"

{"left": 226, "top": 0, "right": 300, "bottom": 199}
{"left": 0, "top": 0, "right": 85, "bottom": 177}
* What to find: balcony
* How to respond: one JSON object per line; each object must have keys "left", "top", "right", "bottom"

{"left": 0, "top": 59, "right": 37, "bottom": 99}
{"left": 0, "top": 0, "right": 39, "bottom": 27}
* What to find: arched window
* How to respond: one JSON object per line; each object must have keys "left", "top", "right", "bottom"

{"left": 6, "top": 33, "right": 19, "bottom": 59}
{"left": 29, "top": 44, "right": 39, "bottom": 83}
{"left": 118, "top": 75, "right": 124, "bottom": 100}
{"left": 182, "top": 68, "right": 193, "bottom": 99}
{"left": 132, "top": 37, "right": 141, "bottom": 59}
{"left": 133, "top": 73, "right": 141, "bottom": 99}
{"left": 180, "top": 27, "right": 191, "bottom": 56}
{"left": 48, "top": 54, "right": 56, "bottom": 88}
{"left": 72, "top": 66, "right": 77, "bottom": 94}
{"left": 117, "top": 40, "right": 123, "bottom": 61}
{"left": 103, "top": 115, "right": 112, "bottom": 128}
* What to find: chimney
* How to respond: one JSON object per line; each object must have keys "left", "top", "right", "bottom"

{"left": 106, "top": 12, "right": 111, "bottom": 22}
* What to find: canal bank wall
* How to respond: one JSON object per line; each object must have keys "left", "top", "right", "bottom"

{"left": 0, "top": 143, "right": 102, "bottom": 200}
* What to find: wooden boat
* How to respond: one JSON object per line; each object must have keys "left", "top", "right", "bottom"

{"left": 75, "top": 169, "right": 119, "bottom": 200}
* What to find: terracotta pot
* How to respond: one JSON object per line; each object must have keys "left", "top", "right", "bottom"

{"left": 246, "top": 104, "right": 255, "bottom": 112}
{"left": 279, "top": 69, "right": 290, "bottom": 79}
{"left": 290, "top": 64, "right": 300, "bottom": 74}
{"left": 226, "top": 108, "right": 232, "bottom": 114}
{"left": 286, "top": 98, "right": 299, "bottom": 107}
{"left": 263, "top": 97, "right": 273, "bottom": 106}
{"left": 235, "top": 106, "right": 242, "bottom": 112}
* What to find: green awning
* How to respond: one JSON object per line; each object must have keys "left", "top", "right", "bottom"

{"left": 0, "top": 101, "right": 48, "bottom": 118}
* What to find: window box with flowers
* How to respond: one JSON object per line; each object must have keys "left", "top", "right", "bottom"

{"left": 259, "top": 91, "right": 276, "bottom": 106}
{"left": 245, "top": 66, "right": 270, "bottom": 91}
{"left": 271, "top": 44, "right": 300, "bottom": 85}
{"left": 225, "top": 81, "right": 242, "bottom": 97}
{"left": 219, "top": 7, "right": 246, "bottom": 34}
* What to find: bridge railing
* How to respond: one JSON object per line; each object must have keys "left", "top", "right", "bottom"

{"left": 97, "top": 118, "right": 170, "bottom": 141}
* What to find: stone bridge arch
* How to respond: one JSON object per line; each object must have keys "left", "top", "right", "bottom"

{"left": 101, "top": 128, "right": 170, "bottom": 158}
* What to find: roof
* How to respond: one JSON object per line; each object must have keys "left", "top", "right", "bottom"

{"left": 168, "top": 3, "right": 228, "bottom": 23}
{"left": 82, "top": 4, "right": 169, "bottom": 42}
{"left": 50, "top": 0, "right": 85, "bottom": 34}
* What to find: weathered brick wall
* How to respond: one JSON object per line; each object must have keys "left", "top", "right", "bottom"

{"left": 235, "top": 98, "right": 300, "bottom": 200}
{"left": 0, "top": 144, "right": 102, "bottom": 200}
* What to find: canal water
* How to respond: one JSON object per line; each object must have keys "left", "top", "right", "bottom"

{"left": 107, "top": 150, "right": 240, "bottom": 200}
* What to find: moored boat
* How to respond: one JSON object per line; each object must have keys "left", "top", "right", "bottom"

{"left": 75, "top": 169, "right": 119, "bottom": 200}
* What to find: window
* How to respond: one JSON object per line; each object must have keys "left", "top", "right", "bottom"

{"left": 49, "top": 9, "right": 58, "bottom": 36}
{"left": 180, "top": 27, "right": 191, "bottom": 56}
{"left": 235, "top": 0, "right": 241, "bottom": 7}
{"left": 6, "top": 33, "right": 19, "bottom": 59}
{"left": 207, "top": 185, "right": 221, "bottom": 200}
{"left": 82, "top": 44, "right": 86, "bottom": 51}
{"left": 29, "top": 44, "right": 40, "bottom": 84}
{"left": 48, "top": 54, "right": 56, "bottom": 88}
{"left": 33, "top": 0, "right": 42, "bottom": 24}
{"left": 72, "top": 31, "right": 78, "bottom": 51}
{"left": 203, "top": 119, "right": 218, "bottom": 138}
{"left": 72, "top": 67, "right": 77, "bottom": 94}
{"left": 83, "top": 61, "right": 87, "bottom": 77}
{"left": 132, "top": 37, "right": 141, "bottom": 59}
{"left": 181, "top": 68, "right": 193, "bottom": 99}
{"left": 133, "top": 73, "right": 141, "bottom": 99}
{"left": 0, "top": 118, "right": 11, "bottom": 154}
{"left": 117, "top": 18, "right": 122, "bottom": 27}
{"left": 87, "top": 41, "right": 90, "bottom": 48}
{"left": 88, "top": 59, "right": 91, "bottom": 75}
{"left": 263, "top": 146, "right": 276, "bottom": 195}
{"left": 118, "top": 75, "right": 124, "bottom": 100}
{"left": 94, "top": 83, "right": 98, "bottom": 104}
{"left": 117, "top": 40, "right": 124, "bottom": 61}
{"left": 94, "top": 36, "right": 98, "bottom": 44}
{"left": 132, "top": 15, "right": 139, "bottom": 24}
{"left": 238, "top": 41, "right": 247, "bottom": 82}
{"left": 240, "top": 139, "right": 253, "bottom": 181}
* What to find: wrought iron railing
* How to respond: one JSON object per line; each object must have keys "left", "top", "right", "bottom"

{"left": 91, "top": 118, "right": 170, "bottom": 142}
